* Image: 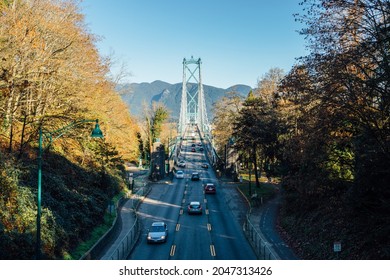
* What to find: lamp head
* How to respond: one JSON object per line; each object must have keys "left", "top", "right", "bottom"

{"left": 91, "top": 119, "right": 104, "bottom": 138}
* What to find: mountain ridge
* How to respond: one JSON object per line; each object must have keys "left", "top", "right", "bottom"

{"left": 118, "top": 80, "right": 251, "bottom": 120}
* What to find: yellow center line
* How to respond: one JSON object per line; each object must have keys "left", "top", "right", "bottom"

{"left": 170, "top": 245, "right": 176, "bottom": 257}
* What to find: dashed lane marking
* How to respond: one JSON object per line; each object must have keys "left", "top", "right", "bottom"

{"left": 170, "top": 245, "right": 176, "bottom": 257}
{"left": 210, "top": 245, "right": 216, "bottom": 257}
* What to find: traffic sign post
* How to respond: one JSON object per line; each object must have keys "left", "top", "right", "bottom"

{"left": 334, "top": 241, "right": 341, "bottom": 259}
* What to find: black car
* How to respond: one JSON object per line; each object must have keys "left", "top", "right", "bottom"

{"left": 187, "top": 201, "right": 202, "bottom": 215}
{"left": 191, "top": 172, "right": 200, "bottom": 181}
{"left": 201, "top": 163, "right": 208, "bottom": 169}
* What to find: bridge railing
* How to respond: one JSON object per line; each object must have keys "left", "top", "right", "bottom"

{"left": 243, "top": 214, "right": 279, "bottom": 260}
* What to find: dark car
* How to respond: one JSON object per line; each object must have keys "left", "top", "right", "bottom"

{"left": 191, "top": 147, "right": 196, "bottom": 152}
{"left": 147, "top": 222, "right": 168, "bottom": 243}
{"left": 204, "top": 183, "right": 216, "bottom": 194}
{"left": 201, "top": 163, "right": 208, "bottom": 169}
{"left": 187, "top": 201, "right": 202, "bottom": 215}
{"left": 191, "top": 172, "right": 200, "bottom": 181}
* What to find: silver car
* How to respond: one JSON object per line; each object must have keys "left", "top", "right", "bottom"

{"left": 147, "top": 222, "right": 168, "bottom": 243}
{"left": 176, "top": 170, "right": 184, "bottom": 179}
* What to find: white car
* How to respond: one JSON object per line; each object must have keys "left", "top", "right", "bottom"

{"left": 177, "top": 161, "right": 186, "bottom": 168}
{"left": 176, "top": 170, "right": 184, "bottom": 179}
{"left": 147, "top": 222, "right": 168, "bottom": 243}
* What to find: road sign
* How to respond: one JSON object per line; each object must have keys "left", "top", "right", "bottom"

{"left": 334, "top": 241, "right": 341, "bottom": 252}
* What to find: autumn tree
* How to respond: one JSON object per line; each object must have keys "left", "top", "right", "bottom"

{"left": 0, "top": 0, "right": 139, "bottom": 259}
{"left": 142, "top": 102, "right": 169, "bottom": 162}
{"left": 277, "top": 0, "right": 390, "bottom": 259}
{"left": 232, "top": 89, "right": 279, "bottom": 188}
{"left": 212, "top": 91, "right": 243, "bottom": 154}
{"left": 256, "top": 67, "right": 285, "bottom": 103}
{"left": 291, "top": 0, "right": 390, "bottom": 200}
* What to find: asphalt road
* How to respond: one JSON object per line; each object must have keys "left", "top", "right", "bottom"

{"left": 127, "top": 139, "right": 256, "bottom": 260}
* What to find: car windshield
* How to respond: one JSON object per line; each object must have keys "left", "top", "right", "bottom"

{"left": 177, "top": 171, "right": 183, "bottom": 174}
{"left": 150, "top": 226, "right": 165, "bottom": 232}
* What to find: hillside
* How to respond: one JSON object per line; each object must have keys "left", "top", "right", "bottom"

{"left": 117, "top": 81, "right": 252, "bottom": 120}
{"left": 0, "top": 1, "right": 138, "bottom": 259}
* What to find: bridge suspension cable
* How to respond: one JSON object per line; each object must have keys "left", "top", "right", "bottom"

{"left": 178, "top": 56, "right": 211, "bottom": 139}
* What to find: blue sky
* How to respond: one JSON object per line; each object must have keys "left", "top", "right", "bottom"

{"left": 81, "top": 0, "right": 308, "bottom": 89}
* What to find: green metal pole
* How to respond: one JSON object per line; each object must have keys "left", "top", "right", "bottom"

{"left": 36, "top": 127, "right": 42, "bottom": 259}
{"left": 34, "top": 119, "right": 102, "bottom": 260}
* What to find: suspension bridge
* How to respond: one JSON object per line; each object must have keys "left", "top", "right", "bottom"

{"left": 174, "top": 56, "right": 219, "bottom": 167}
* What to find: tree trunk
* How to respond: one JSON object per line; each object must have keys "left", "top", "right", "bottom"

{"left": 252, "top": 144, "right": 261, "bottom": 188}
{"left": 8, "top": 116, "right": 13, "bottom": 153}
{"left": 18, "top": 113, "right": 28, "bottom": 158}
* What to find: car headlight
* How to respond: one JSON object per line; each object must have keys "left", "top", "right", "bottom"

{"left": 161, "top": 235, "right": 165, "bottom": 239}
{"left": 147, "top": 235, "right": 152, "bottom": 240}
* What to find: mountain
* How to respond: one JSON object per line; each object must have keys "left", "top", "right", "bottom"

{"left": 117, "top": 80, "right": 252, "bottom": 120}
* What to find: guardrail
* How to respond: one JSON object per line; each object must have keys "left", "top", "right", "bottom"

{"left": 106, "top": 212, "right": 140, "bottom": 260}
{"left": 105, "top": 185, "right": 149, "bottom": 260}
{"left": 131, "top": 185, "right": 147, "bottom": 210}
{"left": 243, "top": 214, "right": 279, "bottom": 260}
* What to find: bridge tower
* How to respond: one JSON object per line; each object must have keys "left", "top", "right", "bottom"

{"left": 178, "top": 56, "right": 210, "bottom": 138}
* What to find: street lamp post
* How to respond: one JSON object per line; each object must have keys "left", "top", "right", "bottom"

{"left": 36, "top": 119, "right": 103, "bottom": 259}
{"left": 249, "top": 164, "right": 252, "bottom": 197}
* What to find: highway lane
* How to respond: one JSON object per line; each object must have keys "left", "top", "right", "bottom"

{"left": 169, "top": 174, "right": 213, "bottom": 260}
{"left": 129, "top": 178, "right": 185, "bottom": 260}
{"left": 128, "top": 135, "right": 256, "bottom": 260}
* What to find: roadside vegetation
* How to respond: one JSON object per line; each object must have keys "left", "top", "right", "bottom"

{"left": 0, "top": 0, "right": 139, "bottom": 259}
{"left": 213, "top": 0, "right": 389, "bottom": 259}
{"left": 236, "top": 173, "right": 278, "bottom": 206}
